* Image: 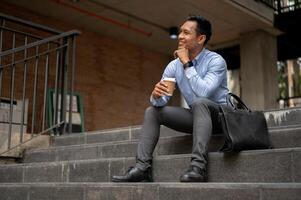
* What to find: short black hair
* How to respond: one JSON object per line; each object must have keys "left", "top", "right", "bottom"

{"left": 186, "top": 15, "right": 212, "bottom": 45}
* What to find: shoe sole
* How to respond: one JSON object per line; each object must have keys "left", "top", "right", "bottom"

{"left": 111, "top": 178, "right": 152, "bottom": 182}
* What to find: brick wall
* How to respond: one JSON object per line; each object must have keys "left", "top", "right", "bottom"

{"left": 0, "top": 2, "right": 176, "bottom": 131}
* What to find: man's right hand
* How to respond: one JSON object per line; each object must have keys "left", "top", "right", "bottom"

{"left": 151, "top": 81, "right": 169, "bottom": 99}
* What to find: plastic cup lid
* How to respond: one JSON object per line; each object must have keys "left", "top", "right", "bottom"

{"left": 162, "top": 77, "right": 176, "bottom": 82}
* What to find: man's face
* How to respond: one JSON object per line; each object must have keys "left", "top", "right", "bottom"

{"left": 178, "top": 21, "right": 204, "bottom": 50}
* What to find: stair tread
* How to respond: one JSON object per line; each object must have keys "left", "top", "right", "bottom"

{"left": 52, "top": 124, "right": 301, "bottom": 148}
{"left": 52, "top": 106, "right": 301, "bottom": 141}
{"left": 30, "top": 126, "right": 301, "bottom": 152}
{"left": 1, "top": 182, "right": 301, "bottom": 187}
{"left": 1, "top": 182, "right": 300, "bottom": 200}
{"left": 4, "top": 146, "right": 301, "bottom": 167}
{"left": 22, "top": 127, "right": 301, "bottom": 163}
{"left": 29, "top": 134, "right": 192, "bottom": 152}
{"left": 1, "top": 147, "right": 300, "bottom": 183}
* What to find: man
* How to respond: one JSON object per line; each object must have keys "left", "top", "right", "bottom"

{"left": 112, "top": 15, "right": 228, "bottom": 182}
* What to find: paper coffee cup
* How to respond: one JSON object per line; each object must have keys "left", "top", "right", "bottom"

{"left": 163, "top": 77, "right": 176, "bottom": 96}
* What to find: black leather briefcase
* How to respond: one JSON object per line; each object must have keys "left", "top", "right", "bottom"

{"left": 219, "top": 93, "right": 272, "bottom": 152}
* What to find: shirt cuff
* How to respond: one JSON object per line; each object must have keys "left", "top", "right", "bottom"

{"left": 150, "top": 95, "right": 168, "bottom": 107}
{"left": 185, "top": 67, "right": 198, "bottom": 79}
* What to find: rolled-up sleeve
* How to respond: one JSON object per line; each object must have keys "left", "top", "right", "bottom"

{"left": 184, "top": 56, "right": 227, "bottom": 97}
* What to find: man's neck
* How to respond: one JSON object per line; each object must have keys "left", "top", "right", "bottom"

{"left": 189, "top": 46, "right": 204, "bottom": 61}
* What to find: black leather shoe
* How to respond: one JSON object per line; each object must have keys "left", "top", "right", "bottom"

{"left": 111, "top": 167, "right": 152, "bottom": 182}
{"left": 180, "top": 166, "right": 207, "bottom": 182}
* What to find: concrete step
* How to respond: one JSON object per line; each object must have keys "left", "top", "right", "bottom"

{"left": 53, "top": 107, "right": 301, "bottom": 147}
{"left": 2, "top": 147, "right": 301, "bottom": 183}
{"left": 264, "top": 106, "right": 301, "bottom": 127}
{"left": 52, "top": 126, "right": 186, "bottom": 147}
{"left": 23, "top": 126, "right": 301, "bottom": 163}
{"left": 0, "top": 182, "right": 301, "bottom": 200}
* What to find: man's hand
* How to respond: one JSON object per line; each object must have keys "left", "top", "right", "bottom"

{"left": 151, "top": 81, "right": 169, "bottom": 99}
{"left": 174, "top": 48, "right": 190, "bottom": 64}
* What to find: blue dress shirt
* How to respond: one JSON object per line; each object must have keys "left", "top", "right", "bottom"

{"left": 150, "top": 48, "right": 228, "bottom": 107}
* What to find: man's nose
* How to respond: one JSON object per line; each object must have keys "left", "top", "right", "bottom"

{"left": 178, "top": 33, "right": 184, "bottom": 40}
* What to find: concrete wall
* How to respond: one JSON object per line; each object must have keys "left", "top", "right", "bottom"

{"left": 240, "top": 30, "right": 278, "bottom": 110}
{"left": 0, "top": 2, "right": 173, "bottom": 131}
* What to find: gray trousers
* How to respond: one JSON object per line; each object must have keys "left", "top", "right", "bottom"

{"left": 136, "top": 97, "right": 222, "bottom": 170}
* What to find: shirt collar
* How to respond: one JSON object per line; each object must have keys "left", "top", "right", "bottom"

{"left": 192, "top": 48, "right": 206, "bottom": 66}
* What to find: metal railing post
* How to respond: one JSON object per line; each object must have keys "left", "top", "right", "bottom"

{"left": 0, "top": 19, "right": 5, "bottom": 98}
{"left": 277, "top": 0, "right": 282, "bottom": 13}
{"left": 53, "top": 48, "right": 61, "bottom": 136}
{"left": 68, "top": 36, "right": 77, "bottom": 134}
{"left": 8, "top": 33, "right": 16, "bottom": 149}
{"left": 42, "top": 43, "right": 50, "bottom": 131}
{"left": 19, "top": 36, "right": 28, "bottom": 143}
{"left": 31, "top": 45, "right": 40, "bottom": 136}
{"left": 59, "top": 37, "right": 69, "bottom": 135}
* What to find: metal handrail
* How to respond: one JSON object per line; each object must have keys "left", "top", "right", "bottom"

{"left": 0, "top": 26, "right": 62, "bottom": 46}
{"left": 0, "top": 26, "right": 46, "bottom": 41}
{"left": 279, "top": 1, "right": 301, "bottom": 13}
{"left": 0, "top": 45, "right": 68, "bottom": 70}
{"left": 0, "top": 30, "right": 80, "bottom": 57}
{"left": 278, "top": 95, "right": 301, "bottom": 101}
{"left": 0, "top": 12, "right": 62, "bottom": 34}
{"left": 0, "top": 122, "right": 64, "bottom": 156}
{"left": 278, "top": 96, "right": 301, "bottom": 108}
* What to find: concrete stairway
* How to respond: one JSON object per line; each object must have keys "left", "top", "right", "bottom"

{"left": 0, "top": 107, "right": 301, "bottom": 199}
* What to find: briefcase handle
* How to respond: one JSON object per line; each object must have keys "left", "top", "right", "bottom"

{"left": 226, "top": 93, "right": 251, "bottom": 112}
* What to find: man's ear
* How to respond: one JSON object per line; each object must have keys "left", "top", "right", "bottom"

{"left": 198, "top": 35, "right": 206, "bottom": 45}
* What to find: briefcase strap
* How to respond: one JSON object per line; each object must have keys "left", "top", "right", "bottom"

{"left": 226, "top": 93, "right": 251, "bottom": 112}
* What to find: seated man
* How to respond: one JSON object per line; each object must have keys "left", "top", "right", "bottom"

{"left": 112, "top": 15, "right": 228, "bottom": 182}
